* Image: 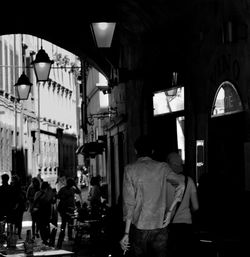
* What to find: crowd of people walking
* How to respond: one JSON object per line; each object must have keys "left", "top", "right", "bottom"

{"left": 0, "top": 171, "right": 106, "bottom": 249}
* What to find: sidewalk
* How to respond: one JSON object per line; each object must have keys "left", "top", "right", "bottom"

{"left": 21, "top": 211, "right": 65, "bottom": 246}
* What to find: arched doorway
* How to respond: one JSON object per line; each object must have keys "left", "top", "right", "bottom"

{"left": 201, "top": 81, "right": 245, "bottom": 234}
{"left": 209, "top": 81, "right": 244, "bottom": 189}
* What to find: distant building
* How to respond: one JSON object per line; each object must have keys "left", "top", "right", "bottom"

{"left": 0, "top": 34, "right": 81, "bottom": 187}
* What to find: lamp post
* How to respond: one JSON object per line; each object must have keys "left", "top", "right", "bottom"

{"left": 31, "top": 46, "right": 54, "bottom": 174}
{"left": 13, "top": 72, "right": 32, "bottom": 175}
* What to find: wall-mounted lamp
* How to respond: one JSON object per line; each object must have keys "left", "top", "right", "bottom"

{"left": 14, "top": 72, "right": 33, "bottom": 100}
{"left": 32, "top": 47, "right": 54, "bottom": 82}
{"left": 77, "top": 75, "right": 82, "bottom": 84}
{"left": 90, "top": 22, "right": 116, "bottom": 48}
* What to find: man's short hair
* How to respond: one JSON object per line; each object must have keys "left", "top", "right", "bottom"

{"left": 134, "top": 135, "right": 153, "bottom": 157}
{"left": 66, "top": 177, "right": 75, "bottom": 187}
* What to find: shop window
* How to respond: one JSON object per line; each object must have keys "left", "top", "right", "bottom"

{"left": 99, "top": 90, "right": 109, "bottom": 108}
{"left": 153, "top": 86, "right": 184, "bottom": 116}
{"left": 211, "top": 81, "right": 243, "bottom": 117}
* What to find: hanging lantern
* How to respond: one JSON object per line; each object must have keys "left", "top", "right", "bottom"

{"left": 32, "top": 47, "right": 54, "bottom": 82}
{"left": 90, "top": 22, "right": 116, "bottom": 48}
{"left": 14, "top": 72, "right": 33, "bottom": 100}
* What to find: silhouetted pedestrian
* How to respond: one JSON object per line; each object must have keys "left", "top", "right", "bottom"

{"left": 9, "top": 175, "right": 27, "bottom": 239}
{"left": 57, "top": 177, "right": 82, "bottom": 242}
{"left": 33, "top": 181, "right": 54, "bottom": 245}
{"left": 26, "top": 177, "right": 41, "bottom": 239}
{"left": 0, "top": 173, "right": 12, "bottom": 222}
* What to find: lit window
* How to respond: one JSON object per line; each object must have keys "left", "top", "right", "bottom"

{"left": 153, "top": 87, "right": 184, "bottom": 116}
{"left": 99, "top": 90, "right": 109, "bottom": 108}
{"left": 211, "top": 81, "right": 243, "bottom": 117}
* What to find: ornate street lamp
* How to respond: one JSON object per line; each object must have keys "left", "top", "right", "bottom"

{"left": 32, "top": 47, "right": 54, "bottom": 82}
{"left": 90, "top": 22, "right": 116, "bottom": 48}
{"left": 13, "top": 72, "right": 32, "bottom": 175}
{"left": 14, "top": 72, "right": 33, "bottom": 100}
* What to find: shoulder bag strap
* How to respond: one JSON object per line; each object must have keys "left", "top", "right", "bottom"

{"left": 170, "top": 175, "right": 188, "bottom": 223}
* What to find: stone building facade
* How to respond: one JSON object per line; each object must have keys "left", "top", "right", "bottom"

{"left": 0, "top": 34, "right": 80, "bottom": 187}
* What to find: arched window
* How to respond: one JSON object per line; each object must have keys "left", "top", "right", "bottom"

{"left": 211, "top": 81, "right": 243, "bottom": 117}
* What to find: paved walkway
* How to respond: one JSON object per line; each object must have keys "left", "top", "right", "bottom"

{"left": 16, "top": 188, "right": 110, "bottom": 256}
{"left": 22, "top": 211, "right": 72, "bottom": 247}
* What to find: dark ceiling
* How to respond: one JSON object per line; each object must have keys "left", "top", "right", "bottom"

{"left": 2, "top": 0, "right": 191, "bottom": 78}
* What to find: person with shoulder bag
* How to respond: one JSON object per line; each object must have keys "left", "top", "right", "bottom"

{"left": 165, "top": 152, "right": 199, "bottom": 257}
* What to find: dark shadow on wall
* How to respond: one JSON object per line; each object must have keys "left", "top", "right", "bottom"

{"left": 12, "top": 147, "right": 27, "bottom": 186}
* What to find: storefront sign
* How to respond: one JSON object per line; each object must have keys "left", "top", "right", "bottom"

{"left": 210, "top": 54, "right": 240, "bottom": 84}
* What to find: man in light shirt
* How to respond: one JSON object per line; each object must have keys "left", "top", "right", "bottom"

{"left": 120, "top": 135, "right": 185, "bottom": 257}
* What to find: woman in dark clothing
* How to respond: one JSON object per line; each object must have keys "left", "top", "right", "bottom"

{"left": 9, "top": 175, "right": 27, "bottom": 239}
{"left": 33, "top": 181, "right": 53, "bottom": 245}
{"left": 26, "top": 177, "right": 41, "bottom": 239}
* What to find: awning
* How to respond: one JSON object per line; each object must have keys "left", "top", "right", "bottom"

{"left": 76, "top": 141, "right": 105, "bottom": 158}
